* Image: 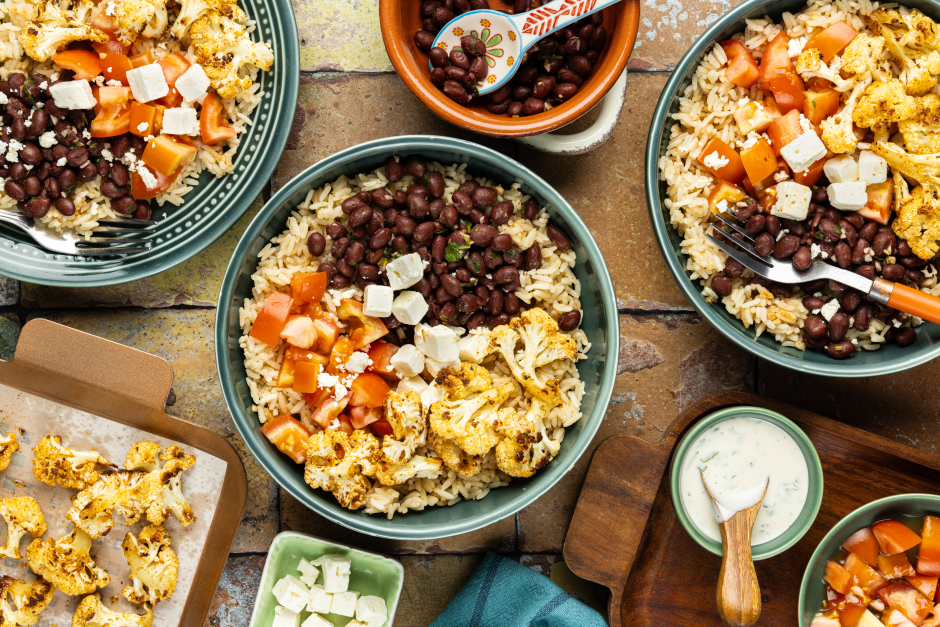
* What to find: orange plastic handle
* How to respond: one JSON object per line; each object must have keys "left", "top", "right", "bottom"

{"left": 887, "top": 282, "right": 940, "bottom": 325}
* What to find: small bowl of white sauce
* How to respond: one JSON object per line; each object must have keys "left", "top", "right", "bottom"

{"left": 670, "top": 406, "right": 824, "bottom": 560}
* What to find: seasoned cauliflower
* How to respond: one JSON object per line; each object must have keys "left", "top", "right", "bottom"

{"left": 868, "top": 9, "right": 940, "bottom": 95}
{"left": 428, "top": 384, "right": 515, "bottom": 457}
{"left": 821, "top": 75, "right": 873, "bottom": 154}
{"left": 109, "top": 0, "right": 169, "bottom": 45}
{"left": 795, "top": 50, "right": 859, "bottom": 92}
{"left": 898, "top": 93, "right": 940, "bottom": 154}
{"left": 852, "top": 78, "right": 916, "bottom": 133}
{"left": 121, "top": 525, "right": 178, "bottom": 606}
{"left": 489, "top": 307, "right": 577, "bottom": 407}
{"left": 841, "top": 33, "right": 886, "bottom": 76}
{"left": 32, "top": 435, "right": 115, "bottom": 490}
{"left": 26, "top": 527, "right": 109, "bottom": 596}
{"left": 429, "top": 432, "right": 483, "bottom": 477}
{"left": 0, "top": 498, "right": 46, "bottom": 560}
{"left": 71, "top": 594, "right": 154, "bottom": 627}
{"left": 435, "top": 363, "right": 491, "bottom": 401}
{"left": 0, "top": 576, "right": 53, "bottom": 627}
{"left": 304, "top": 430, "right": 381, "bottom": 510}
{"left": 18, "top": 0, "right": 108, "bottom": 62}
{"left": 494, "top": 400, "right": 561, "bottom": 478}
{"left": 373, "top": 455, "right": 444, "bottom": 487}
{"left": 381, "top": 391, "right": 427, "bottom": 464}
{"left": 0, "top": 433, "right": 19, "bottom": 473}
{"left": 141, "top": 445, "right": 197, "bottom": 528}
{"left": 125, "top": 442, "right": 163, "bottom": 472}
{"left": 190, "top": 4, "right": 274, "bottom": 99}
{"left": 871, "top": 140, "right": 940, "bottom": 258}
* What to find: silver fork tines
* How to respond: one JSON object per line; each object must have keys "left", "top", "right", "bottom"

{"left": 0, "top": 209, "right": 154, "bottom": 257}
{"left": 712, "top": 213, "right": 757, "bottom": 244}
{"left": 706, "top": 232, "right": 773, "bottom": 271}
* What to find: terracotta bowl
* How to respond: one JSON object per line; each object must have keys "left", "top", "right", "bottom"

{"left": 379, "top": 0, "right": 640, "bottom": 137}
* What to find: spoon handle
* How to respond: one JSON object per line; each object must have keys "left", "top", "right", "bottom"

{"left": 514, "top": 0, "right": 623, "bottom": 50}
{"left": 716, "top": 509, "right": 762, "bottom": 627}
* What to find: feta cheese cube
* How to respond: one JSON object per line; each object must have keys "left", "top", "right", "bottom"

{"left": 272, "top": 606, "right": 301, "bottom": 627}
{"left": 162, "top": 107, "right": 199, "bottom": 135}
{"left": 299, "top": 575, "right": 318, "bottom": 588}
{"left": 457, "top": 333, "right": 490, "bottom": 363}
{"left": 425, "top": 356, "right": 460, "bottom": 377}
{"left": 420, "top": 381, "right": 443, "bottom": 409}
{"left": 48, "top": 80, "right": 96, "bottom": 110}
{"left": 822, "top": 154, "right": 858, "bottom": 183}
{"left": 385, "top": 253, "right": 426, "bottom": 290}
{"left": 356, "top": 596, "right": 388, "bottom": 627}
{"left": 297, "top": 558, "right": 319, "bottom": 581}
{"left": 301, "top": 614, "right": 333, "bottom": 627}
{"left": 391, "top": 291, "right": 428, "bottom": 324}
{"left": 397, "top": 375, "right": 429, "bottom": 394}
{"left": 770, "top": 181, "right": 812, "bottom": 221}
{"left": 175, "top": 63, "right": 210, "bottom": 101}
{"left": 363, "top": 285, "right": 394, "bottom": 318}
{"left": 390, "top": 344, "right": 424, "bottom": 377}
{"left": 779, "top": 131, "right": 827, "bottom": 173}
{"left": 319, "top": 555, "right": 351, "bottom": 593}
{"left": 828, "top": 181, "right": 868, "bottom": 211}
{"left": 858, "top": 150, "right": 888, "bottom": 185}
{"left": 272, "top": 575, "right": 309, "bottom": 613}
{"left": 126, "top": 64, "right": 169, "bottom": 103}
{"left": 305, "top": 584, "right": 332, "bottom": 614}
{"left": 420, "top": 325, "right": 459, "bottom": 362}
{"left": 733, "top": 101, "right": 776, "bottom": 135}
{"left": 330, "top": 590, "right": 360, "bottom": 617}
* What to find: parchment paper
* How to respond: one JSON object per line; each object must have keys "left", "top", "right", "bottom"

{"left": 0, "top": 383, "right": 228, "bottom": 627}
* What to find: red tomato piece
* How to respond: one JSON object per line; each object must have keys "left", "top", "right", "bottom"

{"left": 51, "top": 50, "right": 102, "bottom": 80}
{"left": 154, "top": 52, "right": 191, "bottom": 107}
{"left": 369, "top": 418, "right": 395, "bottom": 438}
{"left": 310, "top": 391, "right": 352, "bottom": 428}
{"left": 696, "top": 138, "right": 746, "bottom": 184}
{"left": 905, "top": 575, "right": 939, "bottom": 600}
{"left": 919, "top": 516, "right": 940, "bottom": 576}
{"left": 832, "top": 589, "right": 869, "bottom": 627}
{"left": 335, "top": 414, "right": 355, "bottom": 435}
{"left": 327, "top": 336, "right": 356, "bottom": 376}
{"left": 260, "top": 416, "right": 312, "bottom": 464}
{"left": 794, "top": 157, "right": 826, "bottom": 187}
{"left": 286, "top": 346, "right": 329, "bottom": 366}
{"left": 129, "top": 101, "right": 156, "bottom": 138}
{"left": 349, "top": 373, "right": 391, "bottom": 408}
{"left": 303, "top": 388, "right": 332, "bottom": 411}
{"left": 367, "top": 341, "right": 400, "bottom": 381}
{"left": 825, "top": 560, "right": 858, "bottom": 595}
{"left": 200, "top": 91, "right": 238, "bottom": 146}
{"left": 766, "top": 109, "right": 804, "bottom": 157}
{"left": 805, "top": 22, "right": 859, "bottom": 63}
{"left": 142, "top": 135, "right": 198, "bottom": 177}
{"left": 101, "top": 53, "right": 133, "bottom": 85}
{"left": 90, "top": 86, "right": 132, "bottom": 138}
{"left": 721, "top": 39, "right": 760, "bottom": 88}
{"left": 290, "top": 272, "right": 328, "bottom": 306}
{"left": 740, "top": 137, "right": 777, "bottom": 185}
{"left": 130, "top": 50, "right": 156, "bottom": 68}
{"left": 880, "top": 553, "right": 918, "bottom": 580}
{"left": 337, "top": 299, "right": 389, "bottom": 349}
{"left": 313, "top": 319, "right": 340, "bottom": 354}
{"left": 760, "top": 32, "right": 794, "bottom": 89}
{"left": 249, "top": 292, "right": 293, "bottom": 346}
{"left": 845, "top": 553, "right": 889, "bottom": 595}
{"left": 878, "top": 581, "right": 935, "bottom": 625}
{"left": 130, "top": 162, "right": 183, "bottom": 200}
{"left": 767, "top": 73, "right": 805, "bottom": 114}
{"left": 350, "top": 406, "right": 384, "bottom": 429}
{"left": 874, "top": 521, "right": 923, "bottom": 555}
{"left": 292, "top": 361, "right": 321, "bottom": 394}
{"left": 860, "top": 181, "right": 893, "bottom": 225}
{"left": 803, "top": 88, "right": 840, "bottom": 125}
{"left": 275, "top": 357, "right": 295, "bottom": 389}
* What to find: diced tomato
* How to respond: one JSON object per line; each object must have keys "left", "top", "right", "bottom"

{"left": 90, "top": 86, "right": 132, "bottom": 138}
{"left": 740, "top": 136, "right": 777, "bottom": 185}
{"left": 275, "top": 357, "right": 295, "bottom": 389}
{"left": 836, "top": 594, "right": 869, "bottom": 627}
{"left": 101, "top": 53, "right": 133, "bottom": 86}
{"left": 733, "top": 99, "right": 781, "bottom": 135}
{"left": 130, "top": 163, "right": 183, "bottom": 200}
{"left": 51, "top": 50, "right": 102, "bottom": 80}
{"left": 327, "top": 336, "right": 356, "bottom": 376}
{"left": 845, "top": 553, "right": 889, "bottom": 595}
{"left": 303, "top": 388, "right": 331, "bottom": 411}
{"left": 286, "top": 346, "right": 329, "bottom": 366}
{"left": 249, "top": 292, "right": 293, "bottom": 346}
{"left": 875, "top": 521, "right": 923, "bottom": 555}
{"left": 290, "top": 272, "right": 328, "bottom": 306}
{"left": 292, "top": 361, "right": 321, "bottom": 394}
{"left": 804, "top": 88, "right": 840, "bottom": 125}
{"left": 310, "top": 390, "right": 352, "bottom": 429}
{"left": 880, "top": 553, "right": 918, "bottom": 579}
{"left": 825, "top": 560, "right": 858, "bottom": 595}
{"left": 878, "top": 581, "right": 935, "bottom": 625}
{"left": 369, "top": 418, "right": 395, "bottom": 438}
{"left": 335, "top": 414, "right": 354, "bottom": 435}
{"left": 794, "top": 157, "right": 826, "bottom": 187}
{"left": 859, "top": 181, "right": 893, "bottom": 225}
{"left": 696, "top": 138, "right": 746, "bottom": 184}
{"left": 766, "top": 109, "right": 804, "bottom": 156}
{"left": 906, "top": 575, "right": 939, "bottom": 600}
{"left": 154, "top": 52, "right": 191, "bottom": 108}
{"left": 805, "top": 22, "right": 858, "bottom": 63}
{"left": 350, "top": 406, "right": 383, "bottom": 429}
{"left": 200, "top": 91, "right": 238, "bottom": 146}
{"left": 130, "top": 50, "right": 156, "bottom": 68}
{"left": 844, "top": 527, "right": 881, "bottom": 566}
{"left": 349, "top": 373, "right": 391, "bottom": 408}
{"left": 760, "top": 33, "right": 805, "bottom": 113}
{"left": 313, "top": 319, "right": 340, "bottom": 354}
{"left": 367, "top": 341, "right": 400, "bottom": 381}
{"left": 337, "top": 299, "right": 389, "bottom": 349}
{"left": 142, "top": 135, "right": 198, "bottom": 177}
{"left": 129, "top": 102, "right": 156, "bottom": 137}
{"left": 919, "top": 517, "right": 940, "bottom": 576}
{"left": 260, "top": 416, "right": 312, "bottom": 464}
{"left": 721, "top": 39, "right": 760, "bottom": 88}
{"left": 767, "top": 73, "right": 805, "bottom": 114}
{"left": 92, "top": 40, "right": 126, "bottom": 55}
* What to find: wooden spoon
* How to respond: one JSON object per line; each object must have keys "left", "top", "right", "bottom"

{"left": 701, "top": 471, "right": 769, "bottom": 627}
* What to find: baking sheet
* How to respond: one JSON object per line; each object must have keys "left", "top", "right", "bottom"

{"left": 0, "top": 382, "right": 228, "bottom": 627}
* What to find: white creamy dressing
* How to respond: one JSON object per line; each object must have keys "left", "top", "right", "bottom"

{"left": 679, "top": 417, "right": 809, "bottom": 545}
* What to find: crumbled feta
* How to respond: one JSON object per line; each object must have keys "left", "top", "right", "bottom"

{"left": 390, "top": 344, "right": 424, "bottom": 377}
{"left": 715, "top": 199, "right": 729, "bottom": 213}
{"left": 385, "top": 253, "right": 427, "bottom": 290}
{"left": 820, "top": 300, "right": 840, "bottom": 322}
{"left": 858, "top": 150, "right": 888, "bottom": 185}
{"left": 823, "top": 153, "right": 859, "bottom": 183}
{"left": 101, "top": 148, "right": 113, "bottom": 162}
{"left": 48, "top": 80, "right": 96, "bottom": 110}
{"left": 798, "top": 114, "right": 813, "bottom": 133}
{"left": 126, "top": 64, "right": 169, "bottom": 103}
{"left": 162, "top": 107, "right": 199, "bottom": 135}
{"left": 912, "top": 316, "right": 925, "bottom": 327}
{"left": 343, "top": 351, "right": 372, "bottom": 374}
{"left": 702, "top": 150, "right": 730, "bottom": 170}
{"left": 788, "top": 36, "right": 807, "bottom": 57}
{"left": 330, "top": 590, "right": 359, "bottom": 617}
{"left": 132, "top": 161, "right": 159, "bottom": 189}
{"left": 773, "top": 170, "right": 789, "bottom": 182}
{"left": 363, "top": 284, "right": 394, "bottom": 318}
{"left": 305, "top": 585, "right": 332, "bottom": 614}
{"left": 771, "top": 181, "right": 812, "bottom": 221}
{"left": 779, "top": 131, "right": 827, "bottom": 173}
{"left": 740, "top": 131, "right": 761, "bottom": 150}
{"left": 425, "top": 355, "right": 460, "bottom": 377}
{"left": 38, "top": 131, "right": 56, "bottom": 148}
{"left": 828, "top": 181, "right": 868, "bottom": 211}
{"left": 327, "top": 287, "right": 360, "bottom": 307}
{"left": 811, "top": 243, "right": 822, "bottom": 259}
{"left": 0, "top": 93, "right": 8, "bottom": 105}
{"left": 22, "top": 118, "right": 30, "bottom": 128}
{"left": 105, "top": 79, "right": 122, "bottom": 87}
{"left": 56, "top": 157, "right": 66, "bottom": 166}
{"left": 82, "top": 129, "right": 90, "bottom": 139}
{"left": 776, "top": 228, "right": 789, "bottom": 242}
{"left": 5, "top": 139, "right": 22, "bottom": 163}
{"left": 175, "top": 63, "right": 211, "bottom": 101}
{"left": 851, "top": 338, "right": 858, "bottom": 346}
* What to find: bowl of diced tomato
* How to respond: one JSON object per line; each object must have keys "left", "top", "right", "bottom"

{"left": 800, "top": 494, "right": 940, "bottom": 627}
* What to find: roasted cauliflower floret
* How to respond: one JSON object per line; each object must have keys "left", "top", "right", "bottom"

{"left": 429, "top": 385, "right": 515, "bottom": 457}
{"left": 304, "top": 430, "right": 381, "bottom": 510}
{"left": 429, "top": 432, "right": 483, "bottom": 477}
{"left": 71, "top": 594, "right": 154, "bottom": 627}
{"left": 0, "top": 498, "right": 46, "bottom": 560}
{"left": 821, "top": 75, "right": 873, "bottom": 154}
{"left": 381, "top": 391, "right": 427, "bottom": 464}
{"left": 868, "top": 9, "right": 940, "bottom": 95}
{"left": 121, "top": 525, "right": 178, "bottom": 606}
{"left": 18, "top": 0, "right": 108, "bottom": 62}
{"left": 795, "top": 50, "right": 859, "bottom": 92}
{"left": 892, "top": 182, "right": 940, "bottom": 259}
{"left": 125, "top": 442, "right": 162, "bottom": 472}
{"left": 898, "top": 93, "right": 940, "bottom": 154}
{"left": 494, "top": 400, "right": 561, "bottom": 478}
{"left": 852, "top": 78, "right": 916, "bottom": 132}
{"left": 190, "top": 4, "right": 274, "bottom": 99}
{"left": 0, "top": 576, "right": 53, "bottom": 627}
{"left": 435, "top": 363, "right": 491, "bottom": 401}
{"left": 142, "top": 446, "right": 197, "bottom": 528}
{"left": 842, "top": 33, "right": 886, "bottom": 76}
{"left": 108, "top": 0, "right": 169, "bottom": 45}
{"left": 32, "top": 435, "right": 115, "bottom": 490}
{"left": 373, "top": 455, "right": 444, "bottom": 487}
{"left": 0, "top": 433, "right": 19, "bottom": 473}
{"left": 171, "top": 0, "right": 232, "bottom": 39}
{"left": 26, "top": 527, "right": 109, "bottom": 596}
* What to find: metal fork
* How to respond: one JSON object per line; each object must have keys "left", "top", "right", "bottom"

{"left": 705, "top": 213, "right": 940, "bottom": 325}
{"left": 0, "top": 210, "right": 154, "bottom": 256}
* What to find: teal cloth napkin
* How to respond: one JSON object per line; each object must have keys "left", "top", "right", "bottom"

{"left": 430, "top": 552, "right": 608, "bottom": 627}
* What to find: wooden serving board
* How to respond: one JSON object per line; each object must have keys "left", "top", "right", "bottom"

{"left": 563, "top": 392, "right": 940, "bottom": 627}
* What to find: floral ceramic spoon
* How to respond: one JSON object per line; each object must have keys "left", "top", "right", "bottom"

{"left": 430, "top": 0, "right": 623, "bottom": 95}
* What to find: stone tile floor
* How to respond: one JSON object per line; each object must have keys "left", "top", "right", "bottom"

{"left": 1, "top": 0, "right": 939, "bottom": 624}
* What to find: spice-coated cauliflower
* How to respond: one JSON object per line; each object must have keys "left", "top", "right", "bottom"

{"left": 795, "top": 51, "right": 859, "bottom": 92}
{"left": 32, "top": 435, "right": 115, "bottom": 490}
{"left": 852, "top": 78, "right": 917, "bottom": 133}
{"left": 108, "top": 0, "right": 168, "bottom": 45}
{"left": 0, "top": 576, "right": 53, "bottom": 627}
{"left": 841, "top": 33, "right": 886, "bottom": 76}
{"left": 171, "top": 0, "right": 232, "bottom": 39}
{"left": 304, "top": 429, "right": 381, "bottom": 510}
{"left": 429, "top": 384, "right": 515, "bottom": 457}
{"left": 189, "top": 4, "right": 274, "bottom": 99}
{"left": 429, "top": 432, "right": 483, "bottom": 477}
{"left": 18, "top": 0, "right": 108, "bottom": 62}
{"left": 381, "top": 391, "right": 427, "bottom": 464}
{"left": 125, "top": 442, "right": 163, "bottom": 472}
{"left": 71, "top": 594, "right": 154, "bottom": 627}
{"left": 898, "top": 93, "right": 940, "bottom": 154}
{"left": 373, "top": 455, "right": 444, "bottom": 487}
{"left": 0, "top": 433, "right": 18, "bottom": 473}
{"left": 0, "top": 498, "right": 46, "bottom": 560}
{"left": 121, "top": 524, "right": 178, "bottom": 606}
{"left": 435, "top": 363, "right": 492, "bottom": 401}
{"left": 26, "top": 527, "right": 109, "bottom": 596}
{"left": 820, "top": 76, "right": 873, "bottom": 154}
{"left": 868, "top": 9, "right": 940, "bottom": 95}
{"left": 494, "top": 400, "right": 561, "bottom": 478}
{"left": 490, "top": 307, "right": 577, "bottom": 407}
{"left": 140, "top": 445, "right": 197, "bottom": 528}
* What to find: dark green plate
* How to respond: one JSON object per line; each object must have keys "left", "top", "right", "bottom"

{"left": 215, "top": 136, "right": 619, "bottom": 540}
{"left": 645, "top": 0, "right": 940, "bottom": 377}
{"left": 0, "top": 1, "right": 299, "bottom": 287}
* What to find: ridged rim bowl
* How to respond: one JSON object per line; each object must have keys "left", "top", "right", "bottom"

{"left": 215, "top": 135, "right": 618, "bottom": 539}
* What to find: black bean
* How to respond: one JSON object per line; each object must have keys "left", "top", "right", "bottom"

{"left": 367, "top": 210, "right": 384, "bottom": 235}
{"left": 327, "top": 222, "right": 347, "bottom": 240}
{"left": 440, "top": 273, "right": 461, "bottom": 297}
{"left": 414, "top": 30, "right": 435, "bottom": 52}
{"left": 306, "top": 232, "right": 326, "bottom": 257}
{"left": 745, "top": 214, "right": 765, "bottom": 234}
{"left": 57, "top": 168, "right": 76, "bottom": 189}
{"left": 855, "top": 264, "right": 876, "bottom": 280}
{"left": 412, "top": 221, "right": 434, "bottom": 244}
{"left": 332, "top": 237, "right": 350, "bottom": 258}
{"left": 802, "top": 296, "right": 824, "bottom": 312}
{"left": 429, "top": 47, "right": 449, "bottom": 68}
{"left": 432, "top": 6, "right": 454, "bottom": 26}
{"left": 804, "top": 316, "right": 827, "bottom": 339}
{"left": 896, "top": 327, "right": 917, "bottom": 347}
{"left": 331, "top": 273, "right": 351, "bottom": 289}
{"left": 532, "top": 76, "right": 556, "bottom": 99}
{"left": 853, "top": 303, "right": 872, "bottom": 331}
{"left": 469, "top": 224, "right": 497, "bottom": 246}
{"left": 872, "top": 230, "right": 896, "bottom": 256}
{"left": 469, "top": 186, "right": 495, "bottom": 208}
{"left": 110, "top": 163, "right": 129, "bottom": 186}
{"left": 345, "top": 241, "right": 365, "bottom": 265}
{"left": 897, "top": 240, "right": 913, "bottom": 256}
{"left": 18, "top": 142, "right": 40, "bottom": 165}
{"left": 751, "top": 232, "right": 773, "bottom": 257}
{"left": 492, "top": 265, "right": 518, "bottom": 284}
{"left": 792, "top": 246, "right": 812, "bottom": 270}
{"left": 445, "top": 65, "right": 468, "bottom": 82}
{"left": 882, "top": 263, "right": 905, "bottom": 281}
{"left": 443, "top": 80, "right": 470, "bottom": 103}
{"left": 3, "top": 180, "right": 26, "bottom": 201}
{"left": 43, "top": 176, "right": 59, "bottom": 198}
{"left": 22, "top": 175, "right": 40, "bottom": 197}
{"left": 546, "top": 224, "right": 573, "bottom": 251}
{"left": 466, "top": 251, "right": 485, "bottom": 275}
{"left": 553, "top": 83, "right": 579, "bottom": 103}
{"left": 111, "top": 195, "right": 134, "bottom": 215}
{"left": 841, "top": 291, "right": 861, "bottom": 313}
{"left": 858, "top": 221, "right": 878, "bottom": 242}
{"left": 78, "top": 163, "right": 97, "bottom": 182}
{"left": 520, "top": 97, "right": 544, "bottom": 116}
{"left": 53, "top": 196, "right": 75, "bottom": 216}
{"left": 358, "top": 264, "right": 379, "bottom": 281}
{"left": 24, "top": 196, "right": 50, "bottom": 218}
{"left": 723, "top": 258, "right": 743, "bottom": 279}
{"left": 100, "top": 180, "right": 124, "bottom": 198}
{"left": 430, "top": 235, "right": 447, "bottom": 264}
{"left": 348, "top": 206, "right": 371, "bottom": 228}
{"left": 454, "top": 294, "right": 481, "bottom": 313}
{"left": 461, "top": 34, "right": 486, "bottom": 57}
{"left": 832, "top": 242, "right": 851, "bottom": 269}
{"left": 569, "top": 55, "right": 593, "bottom": 76}
{"left": 408, "top": 193, "right": 430, "bottom": 220}
{"left": 900, "top": 255, "right": 929, "bottom": 268}
{"left": 773, "top": 234, "right": 800, "bottom": 259}
{"left": 385, "top": 156, "right": 404, "bottom": 183}
{"left": 826, "top": 341, "right": 855, "bottom": 359}
{"left": 369, "top": 228, "right": 392, "bottom": 249}
{"left": 828, "top": 312, "right": 850, "bottom": 342}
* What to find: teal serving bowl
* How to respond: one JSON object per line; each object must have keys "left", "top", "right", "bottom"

{"left": 0, "top": 1, "right": 299, "bottom": 287}
{"left": 645, "top": 0, "right": 940, "bottom": 377}
{"left": 799, "top": 494, "right": 940, "bottom": 626}
{"left": 215, "top": 136, "right": 619, "bottom": 540}
{"left": 669, "top": 406, "right": 824, "bottom": 560}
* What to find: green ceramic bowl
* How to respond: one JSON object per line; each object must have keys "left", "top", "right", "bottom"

{"left": 799, "top": 494, "right": 940, "bottom": 626}
{"left": 248, "top": 531, "right": 405, "bottom": 627}
{"left": 215, "top": 136, "right": 619, "bottom": 540}
{"left": 645, "top": 0, "right": 940, "bottom": 377}
{"left": 0, "top": 1, "right": 299, "bottom": 287}
{"left": 669, "top": 406, "right": 824, "bottom": 560}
